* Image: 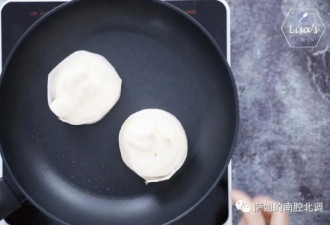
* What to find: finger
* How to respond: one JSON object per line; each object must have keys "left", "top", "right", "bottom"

{"left": 232, "top": 189, "right": 252, "bottom": 204}
{"left": 252, "top": 196, "right": 274, "bottom": 220}
{"left": 231, "top": 189, "right": 266, "bottom": 225}
{"left": 237, "top": 217, "right": 247, "bottom": 225}
{"left": 252, "top": 196, "right": 289, "bottom": 225}
{"left": 270, "top": 213, "right": 289, "bottom": 225}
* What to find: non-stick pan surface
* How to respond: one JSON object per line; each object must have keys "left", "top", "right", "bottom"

{"left": 0, "top": 0, "right": 238, "bottom": 224}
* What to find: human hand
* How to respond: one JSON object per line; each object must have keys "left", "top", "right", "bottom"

{"left": 231, "top": 189, "right": 289, "bottom": 225}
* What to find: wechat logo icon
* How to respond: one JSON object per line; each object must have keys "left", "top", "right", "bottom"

{"left": 235, "top": 200, "right": 251, "bottom": 213}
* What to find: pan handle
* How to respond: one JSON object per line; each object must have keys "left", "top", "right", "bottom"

{"left": 0, "top": 178, "right": 21, "bottom": 219}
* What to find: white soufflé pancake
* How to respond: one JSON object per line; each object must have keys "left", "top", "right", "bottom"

{"left": 119, "top": 109, "right": 188, "bottom": 183}
{"left": 47, "top": 50, "right": 122, "bottom": 125}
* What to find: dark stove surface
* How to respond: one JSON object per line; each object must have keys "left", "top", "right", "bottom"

{"left": 1, "top": 1, "right": 229, "bottom": 224}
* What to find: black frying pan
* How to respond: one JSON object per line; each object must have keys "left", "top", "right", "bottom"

{"left": 0, "top": 0, "right": 238, "bottom": 224}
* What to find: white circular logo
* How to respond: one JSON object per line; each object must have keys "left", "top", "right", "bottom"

{"left": 235, "top": 200, "right": 251, "bottom": 213}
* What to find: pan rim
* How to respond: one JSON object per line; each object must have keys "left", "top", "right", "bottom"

{"left": 0, "top": 0, "right": 240, "bottom": 224}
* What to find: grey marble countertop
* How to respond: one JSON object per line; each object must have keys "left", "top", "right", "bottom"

{"left": 0, "top": 0, "right": 328, "bottom": 224}
{"left": 227, "top": 0, "right": 330, "bottom": 224}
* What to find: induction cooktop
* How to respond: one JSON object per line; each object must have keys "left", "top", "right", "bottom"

{"left": 0, "top": 1, "right": 232, "bottom": 224}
